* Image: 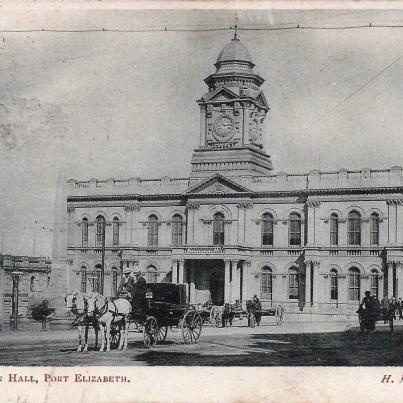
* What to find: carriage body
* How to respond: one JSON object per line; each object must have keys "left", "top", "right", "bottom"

{"left": 129, "top": 283, "right": 202, "bottom": 348}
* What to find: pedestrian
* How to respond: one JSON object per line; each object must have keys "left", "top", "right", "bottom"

{"left": 381, "top": 296, "right": 390, "bottom": 324}
{"left": 391, "top": 296, "right": 398, "bottom": 320}
{"left": 398, "top": 297, "right": 403, "bottom": 319}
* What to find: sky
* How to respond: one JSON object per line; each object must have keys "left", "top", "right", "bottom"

{"left": 0, "top": 8, "right": 402, "bottom": 257}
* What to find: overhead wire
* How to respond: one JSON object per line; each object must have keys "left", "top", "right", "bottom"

{"left": 1, "top": 23, "right": 403, "bottom": 33}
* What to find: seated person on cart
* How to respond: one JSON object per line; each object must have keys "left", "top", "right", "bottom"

{"left": 357, "top": 291, "right": 379, "bottom": 333}
{"left": 116, "top": 268, "right": 147, "bottom": 300}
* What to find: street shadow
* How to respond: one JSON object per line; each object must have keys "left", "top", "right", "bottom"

{"left": 128, "top": 327, "right": 403, "bottom": 366}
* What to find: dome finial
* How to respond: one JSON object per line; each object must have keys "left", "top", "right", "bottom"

{"left": 233, "top": 11, "right": 238, "bottom": 40}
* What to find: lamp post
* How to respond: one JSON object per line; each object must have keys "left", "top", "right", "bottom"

{"left": 10, "top": 270, "right": 24, "bottom": 331}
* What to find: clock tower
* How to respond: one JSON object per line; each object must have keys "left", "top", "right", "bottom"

{"left": 190, "top": 34, "right": 273, "bottom": 178}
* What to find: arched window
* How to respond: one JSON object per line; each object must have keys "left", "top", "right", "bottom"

{"left": 213, "top": 212, "right": 225, "bottom": 245}
{"left": 370, "top": 269, "right": 379, "bottom": 298}
{"left": 30, "top": 276, "right": 35, "bottom": 292}
{"left": 112, "top": 217, "right": 120, "bottom": 246}
{"left": 347, "top": 211, "right": 361, "bottom": 246}
{"left": 289, "top": 213, "right": 301, "bottom": 246}
{"left": 80, "top": 266, "right": 87, "bottom": 293}
{"left": 147, "top": 215, "right": 159, "bottom": 247}
{"left": 330, "top": 269, "right": 338, "bottom": 301}
{"left": 172, "top": 214, "right": 183, "bottom": 246}
{"left": 260, "top": 266, "right": 273, "bottom": 300}
{"left": 288, "top": 267, "right": 299, "bottom": 299}
{"left": 82, "top": 218, "right": 88, "bottom": 247}
{"left": 348, "top": 267, "right": 361, "bottom": 301}
{"left": 261, "top": 213, "right": 274, "bottom": 246}
{"left": 96, "top": 216, "right": 106, "bottom": 247}
{"left": 330, "top": 214, "right": 339, "bottom": 246}
{"left": 92, "top": 264, "right": 103, "bottom": 294}
{"left": 146, "top": 265, "right": 158, "bottom": 283}
{"left": 111, "top": 267, "right": 119, "bottom": 295}
{"left": 370, "top": 213, "right": 380, "bottom": 246}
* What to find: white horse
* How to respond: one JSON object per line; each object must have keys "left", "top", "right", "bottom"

{"left": 86, "top": 294, "right": 132, "bottom": 352}
{"left": 65, "top": 292, "right": 99, "bottom": 352}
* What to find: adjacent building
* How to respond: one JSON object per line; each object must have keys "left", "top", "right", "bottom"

{"left": 50, "top": 35, "right": 403, "bottom": 320}
{"left": 0, "top": 254, "right": 52, "bottom": 328}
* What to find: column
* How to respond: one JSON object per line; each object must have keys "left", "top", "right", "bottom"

{"left": 67, "top": 207, "right": 76, "bottom": 247}
{"left": 397, "top": 263, "right": 403, "bottom": 298}
{"left": 186, "top": 203, "right": 200, "bottom": 245}
{"left": 178, "top": 259, "right": 185, "bottom": 284}
{"left": 224, "top": 259, "right": 231, "bottom": 303}
{"left": 387, "top": 200, "right": 398, "bottom": 245}
{"left": 231, "top": 260, "right": 239, "bottom": 303}
{"left": 190, "top": 267, "right": 196, "bottom": 303}
{"left": 237, "top": 207, "right": 245, "bottom": 245}
{"left": 305, "top": 262, "right": 312, "bottom": 306}
{"left": 224, "top": 221, "right": 231, "bottom": 245}
{"left": 171, "top": 259, "right": 178, "bottom": 284}
{"left": 242, "top": 261, "right": 251, "bottom": 301}
{"left": 306, "top": 201, "right": 320, "bottom": 246}
{"left": 313, "top": 261, "right": 321, "bottom": 307}
{"left": 387, "top": 262, "right": 394, "bottom": 297}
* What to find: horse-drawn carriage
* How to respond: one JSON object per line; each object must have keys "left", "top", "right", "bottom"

{"left": 67, "top": 283, "right": 203, "bottom": 351}
{"left": 128, "top": 283, "right": 203, "bottom": 348}
{"left": 208, "top": 300, "right": 284, "bottom": 328}
{"left": 357, "top": 299, "right": 394, "bottom": 333}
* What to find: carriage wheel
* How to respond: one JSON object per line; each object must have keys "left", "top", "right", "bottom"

{"left": 209, "top": 305, "right": 222, "bottom": 328}
{"left": 109, "top": 326, "right": 121, "bottom": 349}
{"left": 182, "top": 310, "right": 202, "bottom": 344}
{"left": 143, "top": 316, "right": 159, "bottom": 349}
{"left": 275, "top": 305, "right": 284, "bottom": 326}
{"left": 157, "top": 326, "right": 168, "bottom": 343}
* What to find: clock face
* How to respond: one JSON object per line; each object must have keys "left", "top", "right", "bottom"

{"left": 249, "top": 119, "right": 259, "bottom": 142}
{"left": 213, "top": 114, "right": 235, "bottom": 141}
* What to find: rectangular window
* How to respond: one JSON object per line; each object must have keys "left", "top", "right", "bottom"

{"left": 370, "top": 218, "right": 379, "bottom": 245}
{"left": 213, "top": 220, "right": 224, "bottom": 245}
{"left": 96, "top": 219, "right": 105, "bottom": 247}
{"left": 288, "top": 272, "right": 299, "bottom": 299}
{"left": 348, "top": 273, "right": 360, "bottom": 301}
{"left": 148, "top": 221, "right": 158, "bottom": 246}
{"left": 330, "top": 217, "right": 338, "bottom": 246}
{"left": 262, "top": 220, "right": 273, "bottom": 246}
{"left": 348, "top": 218, "right": 361, "bottom": 245}
{"left": 289, "top": 219, "right": 301, "bottom": 246}
{"left": 82, "top": 220, "right": 88, "bottom": 247}
{"left": 172, "top": 220, "right": 183, "bottom": 246}
{"left": 370, "top": 274, "right": 379, "bottom": 298}
{"left": 80, "top": 270, "right": 87, "bottom": 293}
{"left": 111, "top": 270, "right": 118, "bottom": 295}
{"left": 330, "top": 275, "right": 338, "bottom": 300}
{"left": 260, "top": 272, "right": 273, "bottom": 300}
{"left": 113, "top": 221, "right": 119, "bottom": 246}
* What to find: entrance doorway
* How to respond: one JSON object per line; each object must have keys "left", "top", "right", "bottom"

{"left": 209, "top": 269, "right": 224, "bottom": 305}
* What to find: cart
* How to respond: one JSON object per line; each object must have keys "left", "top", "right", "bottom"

{"left": 127, "top": 283, "right": 203, "bottom": 348}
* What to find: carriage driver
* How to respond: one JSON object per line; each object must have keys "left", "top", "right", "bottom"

{"left": 116, "top": 267, "right": 143, "bottom": 299}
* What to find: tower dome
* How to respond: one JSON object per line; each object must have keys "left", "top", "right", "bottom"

{"left": 214, "top": 36, "right": 255, "bottom": 76}
{"left": 216, "top": 37, "right": 253, "bottom": 65}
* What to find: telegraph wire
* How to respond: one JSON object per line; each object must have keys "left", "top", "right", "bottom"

{"left": 1, "top": 24, "right": 403, "bottom": 33}
{"left": 303, "top": 52, "right": 403, "bottom": 133}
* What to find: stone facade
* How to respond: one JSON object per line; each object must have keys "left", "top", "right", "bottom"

{"left": 0, "top": 255, "right": 52, "bottom": 328}
{"left": 50, "top": 36, "right": 403, "bottom": 320}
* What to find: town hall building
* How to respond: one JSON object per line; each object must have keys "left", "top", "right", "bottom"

{"left": 50, "top": 34, "right": 403, "bottom": 320}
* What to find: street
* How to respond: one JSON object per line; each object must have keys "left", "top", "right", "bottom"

{"left": 1, "top": 320, "right": 403, "bottom": 366}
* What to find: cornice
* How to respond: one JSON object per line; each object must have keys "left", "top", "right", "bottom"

{"left": 67, "top": 186, "right": 403, "bottom": 203}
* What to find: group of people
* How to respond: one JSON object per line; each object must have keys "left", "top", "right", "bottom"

{"left": 358, "top": 290, "right": 403, "bottom": 333}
